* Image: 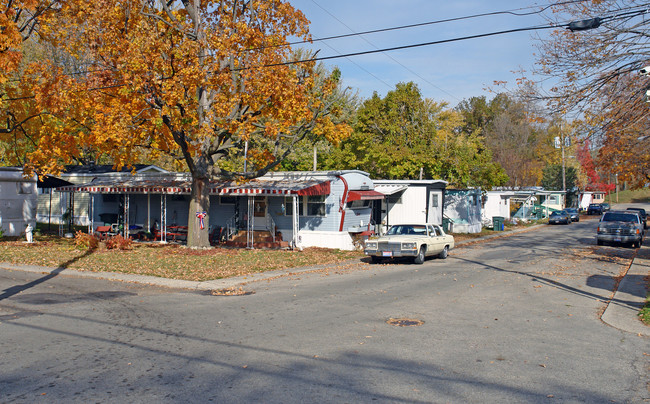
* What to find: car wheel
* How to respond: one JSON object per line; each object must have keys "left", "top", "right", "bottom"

{"left": 438, "top": 245, "right": 449, "bottom": 259}
{"left": 597, "top": 239, "right": 603, "bottom": 246}
{"left": 413, "top": 246, "right": 426, "bottom": 265}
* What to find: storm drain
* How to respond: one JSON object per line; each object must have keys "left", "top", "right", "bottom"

{"left": 386, "top": 318, "right": 424, "bottom": 327}
{"left": 208, "top": 287, "right": 254, "bottom": 296}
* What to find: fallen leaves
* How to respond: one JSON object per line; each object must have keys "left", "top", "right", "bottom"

{"left": 0, "top": 237, "right": 365, "bottom": 282}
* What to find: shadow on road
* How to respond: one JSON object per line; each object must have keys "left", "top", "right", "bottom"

{"left": 0, "top": 248, "right": 97, "bottom": 301}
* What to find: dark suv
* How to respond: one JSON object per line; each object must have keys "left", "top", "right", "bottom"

{"left": 587, "top": 203, "right": 603, "bottom": 215}
{"left": 597, "top": 210, "right": 644, "bottom": 248}
{"left": 626, "top": 207, "right": 647, "bottom": 229}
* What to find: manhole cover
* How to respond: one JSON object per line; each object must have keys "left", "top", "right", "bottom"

{"left": 386, "top": 318, "right": 424, "bottom": 327}
{"left": 208, "top": 287, "right": 254, "bottom": 296}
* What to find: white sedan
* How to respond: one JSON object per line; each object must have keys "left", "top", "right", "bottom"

{"left": 364, "top": 224, "right": 455, "bottom": 264}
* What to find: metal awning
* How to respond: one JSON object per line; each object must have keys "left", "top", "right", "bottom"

{"left": 56, "top": 176, "right": 331, "bottom": 196}
{"left": 374, "top": 184, "right": 408, "bottom": 195}
{"left": 347, "top": 190, "right": 385, "bottom": 201}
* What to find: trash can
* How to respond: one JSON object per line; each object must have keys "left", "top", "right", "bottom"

{"left": 492, "top": 216, "right": 505, "bottom": 231}
{"left": 442, "top": 218, "right": 453, "bottom": 233}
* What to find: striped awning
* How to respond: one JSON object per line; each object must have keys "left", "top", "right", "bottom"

{"left": 56, "top": 176, "right": 331, "bottom": 196}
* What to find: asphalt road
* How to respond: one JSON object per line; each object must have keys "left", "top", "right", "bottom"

{"left": 1, "top": 217, "right": 648, "bottom": 403}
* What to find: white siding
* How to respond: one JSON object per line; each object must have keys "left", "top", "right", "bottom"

{"left": 0, "top": 170, "right": 38, "bottom": 236}
{"left": 385, "top": 186, "right": 427, "bottom": 224}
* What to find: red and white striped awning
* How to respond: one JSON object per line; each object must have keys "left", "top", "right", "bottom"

{"left": 57, "top": 177, "right": 331, "bottom": 196}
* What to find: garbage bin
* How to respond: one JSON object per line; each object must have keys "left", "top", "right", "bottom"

{"left": 442, "top": 217, "right": 451, "bottom": 233}
{"left": 492, "top": 216, "right": 505, "bottom": 231}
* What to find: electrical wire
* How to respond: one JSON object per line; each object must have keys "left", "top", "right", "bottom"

{"left": 2, "top": 6, "right": 649, "bottom": 102}
{"left": 308, "top": 0, "right": 460, "bottom": 101}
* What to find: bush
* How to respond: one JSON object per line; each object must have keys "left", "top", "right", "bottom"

{"left": 105, "top": 234, "right": 133, "bottom": 250}
{"left": 74, "top": 231, "right": 99, "bottom": 250}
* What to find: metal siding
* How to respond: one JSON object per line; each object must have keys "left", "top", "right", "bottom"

{"left": 387, "top": 186, "right": 427, "bottom": 224}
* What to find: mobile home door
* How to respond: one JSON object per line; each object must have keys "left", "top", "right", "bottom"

{"left": 427, "top": 190, "right": 443, "bottom": 225}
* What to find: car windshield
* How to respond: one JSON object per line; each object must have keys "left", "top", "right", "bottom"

{"left": 589, "top": 204, "right": 599, "bottom": 208}
{"left": 601, "top": 212, "right": 639, "bottom": 223}
{"left": 550, "top": 211, "right": 564, "bottom": 217}
{"left": 386, "top": 225, "right": 427, "bottom": 235}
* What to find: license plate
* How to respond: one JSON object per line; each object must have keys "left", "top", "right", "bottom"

{"left": 614, "top": 238, "right": 622, "bottom": 242}
{"left": 382, "top": 251, "right": 392, "bottom": 257}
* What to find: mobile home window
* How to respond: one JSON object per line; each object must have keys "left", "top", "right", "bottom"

{"left": 307, "top": 195, "right": 326, "bottom": 216}
{"left": 431, "top": 194, "right": 439, "bottom": 208}
{"left": 284, "top": 196, "right": 303, "bottom": 216}
{"left": 347, "top": 200, "right": 370, "bottom": 209}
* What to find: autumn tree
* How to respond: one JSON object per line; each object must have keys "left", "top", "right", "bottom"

{"left": 456, "top": 94, "right": 555, "bottom": 188}
{"left": 5, "top": 0, "right": 349, "bottom": 247}
{"left": 576, "top": 140, "right": 616, "bottom": 193}
{"left": 534, "top": 0, "right": 650, "bottom": 186}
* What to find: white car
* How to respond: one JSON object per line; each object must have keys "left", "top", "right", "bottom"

{"left": 364, "top": 224, "right": 455, "bottom": 264}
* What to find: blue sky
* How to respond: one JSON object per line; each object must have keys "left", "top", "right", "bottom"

{"left": 290, "top": 0, "right": 554, "bottom": 107}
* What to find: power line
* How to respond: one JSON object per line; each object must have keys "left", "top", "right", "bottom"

{"left": 293, "top": 0, "right": 591, "bottom": 47}
{"left": 3, "top": 7, "right": 647, "bottom": 102}
{"left": 308, "top": 0, "right": 460, "bottom": 102}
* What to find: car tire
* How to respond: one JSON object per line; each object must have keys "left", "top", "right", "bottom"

{"left": 597, "top": 239, "right": 603, "bottom": 246}
{"left": 413, "top": 246, "right": 426, "bottom": 265}
{"left": 438, "top": 245, "right": 449, "bottom": 259}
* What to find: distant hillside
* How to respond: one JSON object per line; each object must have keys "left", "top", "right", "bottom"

{"left": 606, "top": 188, "right": 650, "bottom": 204}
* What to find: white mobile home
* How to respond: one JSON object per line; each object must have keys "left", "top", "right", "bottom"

{"left": 371, "top": 180, "right": 447, "bottom": 232}
{"left": 0, "top": 168, "right": 37, "bottom": 236}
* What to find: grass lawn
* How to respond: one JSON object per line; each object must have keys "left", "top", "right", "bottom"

{"left": 607, "top": 188, "right": 650, "bottom": 204}
{"left": 0, "top": 236, "right": 364, "bottom": 282}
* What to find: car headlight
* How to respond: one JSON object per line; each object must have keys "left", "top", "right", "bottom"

{"left": 365, "top": 241, "right": 377, "bottom": 250}
{"left": 401, "top": 242, "right": 417, "bottom": 250}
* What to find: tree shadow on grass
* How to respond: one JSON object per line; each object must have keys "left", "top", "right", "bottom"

{"left": 0, "top": 247, "right": 97, "bottom": 301}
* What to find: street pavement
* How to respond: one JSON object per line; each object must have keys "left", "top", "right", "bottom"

{"left": 2, "top": 221, "right": 647, "bottom": 337}
{"left": 1, "top": 208, "right": 648, "bottom": 403}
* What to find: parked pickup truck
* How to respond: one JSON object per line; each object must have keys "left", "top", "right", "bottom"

{"left": 596, "top": 210, "right": 644, "bottom": 248}
{"left": 364, "top": 224, "right": 455, "bottom": 264}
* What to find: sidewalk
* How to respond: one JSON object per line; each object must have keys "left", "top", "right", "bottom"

{"left": 1, "top": 224, "right": 647, "bottom": 336}
{"left": 600, "top": 237, "right": 650, "bottom": 336}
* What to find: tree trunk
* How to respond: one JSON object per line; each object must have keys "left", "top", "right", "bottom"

{"left": 187, "top": 176, "right": 210, "bottom": 248}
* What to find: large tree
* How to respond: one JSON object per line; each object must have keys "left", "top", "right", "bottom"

{"left": 456, "top": 94, "right": 556, "bottom": 188}
{"left": 3, "top": 0, "right": 349, "bottom": 247}
{"left": 534, "top": 0, "right": 650, "bottom": 186}
{"left": 323, "top": 82, "right": 508, "bottom": 188}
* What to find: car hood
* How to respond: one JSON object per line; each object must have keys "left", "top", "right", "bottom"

{"left": 599, "top": 221, "right": 639, "bottom": 229}
{"left": 375, "top": 235, "right": 429, "bottom": 242}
